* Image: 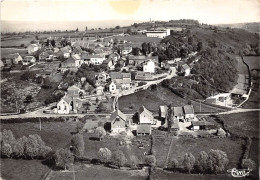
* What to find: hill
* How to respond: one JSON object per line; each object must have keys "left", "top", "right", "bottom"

{"left": 216, "top": 22, "right": 260, "bottom": 33}
{"left": 159, "top": 26, "right": 259, "bottom": 98}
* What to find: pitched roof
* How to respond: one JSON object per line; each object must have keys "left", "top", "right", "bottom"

{"left": 60, "top": 47, "right": 70, "bottom": 53}
{"left": 183, "top": 105, "right": 194, "bottom": 114}
{"left": 80, "top": 52, "right": 90, "bottom": 59}
{"left": 62, "top": 95, "right": 72, "bottom": 104}
{"left": 173, "top": 107, "right": 184, "bottom": 116}
{"left": 84, "top": 55, "right": 105, "bottom": 59}
{"left": 182, "top": 64, "right": 190, "bottom": 70}
{"left": 128, "top": 55, "right": 146, "bottom": 60}
{"left": 23, "top": 56, "right": 35, "bottom": 61}
{"left": 7, "top": 53, "right": 20, "bottom": 59}
{"left": 138, "top": 106, "right": 153, "bottom": 117}
{"left": 137, "top": 124, "right": 151, "bottom": 134}
{"left": 110, "top": 109, "right": 127, "bottom": 122}
{"left": 72, "top": 54, "right": 81, "bottom": 60}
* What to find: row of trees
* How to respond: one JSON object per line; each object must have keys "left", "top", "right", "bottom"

{"left": 167, "top": 150, "right": 229, "bottom": 174}
{"left": 1, "top": 129, "right": 52, "bottom": 159}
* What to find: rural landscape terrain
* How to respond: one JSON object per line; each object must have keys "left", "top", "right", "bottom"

{"left": 1, "top": 1, "right": 260, "bottom": 180}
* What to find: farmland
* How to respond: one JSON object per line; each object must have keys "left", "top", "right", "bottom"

{"left": 48, "top": 164, "right": 148, "bottom": 180}
{"left": 1, "top": 48, "right": 28, "bottom": 58}
{"left": 153, "top": 136, "right": 244, "bottom": 169}
{"left": 220, "top": 111, "right": 259, "bottom": 138}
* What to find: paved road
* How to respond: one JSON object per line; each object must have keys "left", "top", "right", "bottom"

{"left": 197, "top": 108, "right": 260, "bottom": 116}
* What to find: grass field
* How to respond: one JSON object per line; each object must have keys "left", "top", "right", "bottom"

{"left": 244, "top": 56, "right": 260, "bottom": 70}
{"left": 1, "top": 48, "right": 28, "bottom": 58}
{"left": 49, "top": 164, "right": 148, "bottom": 180}
{"left": 1, "top": 121, "right": 77, "bottom": 150}
{"left": 220, "top": 111, "right": 259, "bottom": 138}
{"left": 1, "top": 37, "right": 35, "bottom": 47}
{"left": 153, "top": 136, "right": 244, "bottom": 169}
{"left": 83, "top": 133, "right": 150, "bottom": 164}
{"left": 1, "top": 159, "right": 50, "bottom": 180}
{"left": 118, "top": 86, "right": 225, "bottom": 114}
{"left": 151, "top": 168, "right": 236, "bottom": 180}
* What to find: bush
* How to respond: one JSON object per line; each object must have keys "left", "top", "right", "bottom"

{"left": 54, "top": 148, "right": 74, "bottom": 170}
{"left": 1, "top": 143, "right": 13, "bottom": 158}
{"left": 145, "top": 155, "right": 156, "bottom": 167}
{"left": 71, "top": 133, "right": 85, "bottom": 157}
{"left": 208, "top": 149, "right": 229, "bottom": 174}
{"left": 98, "top": 147, "right": 112, "bottom": 163}
{"left": 183, "top": 153, "right": 195, "bottom": 173}
{"left": 241, "top": 159, "right": 255, "bottom": 170}
{"left": 95, "top": 127, "right": 106, "bottom": 141}
{"left": 111, "top": 150, "right": 127, "bottom": 168}
{"left": 168, "top": 158, "right": 179, "bottom": 171}
{"left": 196, "top": 151, "right": 209, "bottom": 173}
{"left": 128, "top": 155, "right": 139, "bottom": 168}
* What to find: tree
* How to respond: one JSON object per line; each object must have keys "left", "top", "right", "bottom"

{"left": 112, "top": 150, "right": 127, "bottom": 168}
{"left": 71, "top": 133, "right": 85, "bottom": 157}
{"left": 133, "top": 23, "right": 138, "bottom": 28}
{"left": 98, "top": 148, "right": 112, "bottom": 163}
{"left": 115, "top": 26, "right": 120, "bottom": 29}
{"left": 197, "top": 151, "right": 209, "bottom": 173}
{"left": 126, "top": 28, "right": 132, "bottom": 34}
{"left": 85, "top": 26, "right": 88, "bottom": 31}
{"left": 25, "top": 95, "right": 33, "bottom": 103}
{"left": 95, "top": 127, "right": 106, "bottom": 141}
{"left": 12, "top": 137, "right": 26, "bottom": 158}
{"left": 54, "top": 148, "right": 74, "bottom": 170}
{"left": 208, "top": 149, "right": 229, "bottom": 174}
{"left": 1, "top": 143, "right": 12, "bottom": 158}
{"left": 132, "top": 47, "right": 140, "bottom": 56}
{"left": 51, "top": 39, "right": 56, "bottom": 47}
{"left": 129, "top": 155, "right": 139, "bottom": 168}
{"left": 197, "top": 42, "right": 203, "bottom": 52}
{"left": 76, "top": 27, "right": 79, "bottom": 32}
{"left": 1, "top": 129, "right": 15, "bottom": 144}
{"left": 183, "top": 153, "right": 195, "bottom": 173}
{"left": 38, "top": 145, "right": 52, "bottom": 159}
{"left": 241, "top": 159, "right": 255, "bottom": 170}
{"left": 142, "top": 42, "right": 148, "bottom": 55}
{"left": 145, "top": 155, "right": 156, "bottom": 167}
{"left": 168, "top": 159, "right": 179, "bottom": 171}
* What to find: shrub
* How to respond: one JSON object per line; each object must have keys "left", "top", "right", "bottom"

{"left": 111, "top": 150, "right": 127, "bottom": 168}
{"left": 128, "top": 155, "right": 139, "bottom": 168}
{"left": 241, "top": 159, "right": 255, "bottom": 170}
{"left": 54, "top": 148, "right": 74, "bottom": 170}
{"left": 97, "top": 147, "right": 112, "bottom": 163}
{"left": 196, "top": 151, "right": 209, "bottom": 173}
{"left": 12, "top": 137, "right": 26, "bottom": 158}
{"left": 168, "top": 158, "right": 179, "bottom": 171}
{"left": 95, "top": 127, "right": 106, "bottom": 141}
{"left": 183, "top": 153, "right": 195, "bottom": 173}
{"left": 71, "top": 133, "right": 85, "bottom": 157}
{"left": 1, "top": 143, "right": 13, "bottom": 158}
{"left": 208, "top": 149, "right": 229, "bottom": 174}
{"left": 145, "top": 155, "right": 156, "bottom": 167}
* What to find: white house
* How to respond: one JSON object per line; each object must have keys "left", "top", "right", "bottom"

{"left": 146, "top": 29, "right": 170, "bottom": 38}
{"left": 143, "top": 60, "right": 155, "bottom": 73}
{"left": 56, "top": 96, "right": 72, "bottom": 114}
{"left": 108, "top": 81, "right": 117, "bottom": 93}
{"left": 183, "top": 105, "right": 195, "bottom": 121}
{"left": 96, "top": 86, "right": 104, "bottom": 95}
{"left": 28, "top": 44, "right": 41, "bottom": 54}
{"left": 23, "top": 56, "right": 36, "bottom": 65}
{"left": 6, "top": 53, "right": 23, "bottom": 64}
{"left": 84, "top": 55, "right": 106, "bottom": 65}
{"left": 181, "top": 64, "right": 191, "bottom": 76}
{"left": 138, "top": 106, "right": 154, "bottom": 124}
{"left": 72, "top": 54, "right": 83, "bottom": 67}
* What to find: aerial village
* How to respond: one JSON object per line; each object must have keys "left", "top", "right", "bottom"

{"left": 1, "top": 27, "right": 244, "bottom": 137}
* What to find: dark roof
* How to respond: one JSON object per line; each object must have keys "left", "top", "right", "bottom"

{"left": 7, "top": 53, "right": 20, "bottom": 59}
{"left": 137, "top": 124, "right": 151, "bottom": 134}
{"left": 138, "top": 106, "right": 153, "bottom": 117}
{"left": 191, "top": 121, "right": 215, "bottom": 126}
{"left": 110, "top": 72, "right": 131, "bottom": 80}
{"left": 128, "top": 55, "right": 146, "bottom": 60}
{"left": 110, "top": 109, "right": 127, "bottom": 122}
{"left": 173, "top": 107, "right": 184, "bottom": 116}
{"left": 183, "top": 105, "right": 194, "bottom": 114}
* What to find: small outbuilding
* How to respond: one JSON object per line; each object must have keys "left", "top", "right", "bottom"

{"left": 136, "top": 124, "right": 151, "bottom": 136}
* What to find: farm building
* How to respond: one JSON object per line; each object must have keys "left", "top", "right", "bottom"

{"left": 191, "top": 121, "right": 216, "bottom": 130}
{"left": 138, "top": 106, "right": 154, "bottom": 124}
{"left": 136, "top": 124, "right": 151, "bottom": 136}
{"left": 110, "top": 109, "right": 127, "bottom": 133}
{"left": 183, "top": 105, "right": 195, "bottom": 121}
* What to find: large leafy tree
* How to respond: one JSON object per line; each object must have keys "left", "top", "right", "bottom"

{"left": 54, "top": 148, "right": 74, "bottom": 170}
{"left": 183, "top": 153, "right": 195, "bottom": 173}
{"left": 112, "top": 150, "right": 127, "bottom": 168}
{"left": 98, "top": 147, "right": 112, "bottom": 163}
{"left": 208, "top": 149, "right": 229, "bottom": 174}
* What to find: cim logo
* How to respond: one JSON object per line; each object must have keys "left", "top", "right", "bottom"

{"left": 227, "top": 168, "right": 252, "bottom": 177}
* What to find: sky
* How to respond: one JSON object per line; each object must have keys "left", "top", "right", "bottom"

{"left": 1, "top": 0, "right": 260, "bottom": 24}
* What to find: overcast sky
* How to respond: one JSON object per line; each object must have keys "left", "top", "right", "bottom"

{"left": 1, "top": 0, "right": 259, "bottom": 24}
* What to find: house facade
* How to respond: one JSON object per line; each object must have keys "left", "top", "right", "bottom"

{"left": 56, "top": 96, "right": 72, "bottom": 114}
{"left": 138, "top": 106, "right": 154, "bottom": 124}
{"left": 183, "top": 105, "right": 195, "bottom": 121}
{"left": 6, "top": 53, "right": 23, "bottom": 64}
{"left": 83, "top": 55, "right": 106, "bottom": 65}
{"left": 181, "top": 64, "right": 191, "bottom": 76}
{"left": 28, "top": 44, "right": 41, "bottom": 54}
{"left": 110, "top": 110, "right": 127, "bottom": 133}
{"left": 143, "top": 60, "right": 155, "bottom": 73}
{"left": 110, "top": 72, "right": 132, "bottom": 90}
